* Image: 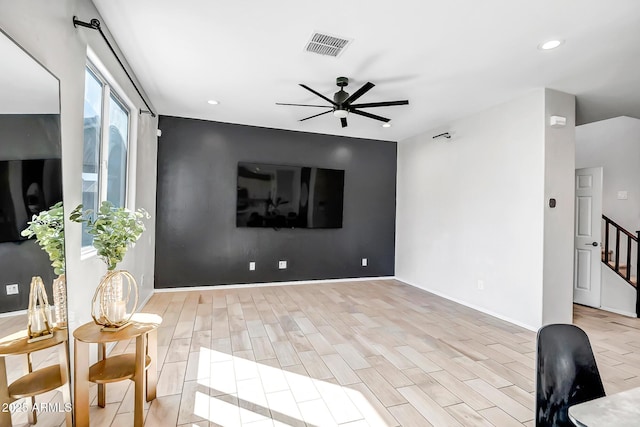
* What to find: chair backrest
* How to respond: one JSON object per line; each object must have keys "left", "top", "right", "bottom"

{"left": 536, "top": 323, "right": 605, "bottom": 427}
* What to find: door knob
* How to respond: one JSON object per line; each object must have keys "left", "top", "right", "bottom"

{"left": 585, "top": 242, "right": 599, "bottom": 247}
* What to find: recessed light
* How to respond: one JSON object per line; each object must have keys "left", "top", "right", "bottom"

{"left": 207, "top": 100, "right": 219, "bottom": 105}
{"left": 382, "top": 122, "right": 392, "bottom": 128}
{"left": 538, "top": 39, "right": 564, "bottom": 50}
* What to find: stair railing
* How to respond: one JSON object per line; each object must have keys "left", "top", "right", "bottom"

{"left": 602, "top": 215, "right": 640, "bottom": 316}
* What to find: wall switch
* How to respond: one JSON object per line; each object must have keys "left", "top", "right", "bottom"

{"left": 361, "top": 258, "right": 368, "bottom": 267}
{"left": 617, "top": 191, "right": 628, "bottom": 200}
{"left": 6, "top": 284, "right": 19, "bottom": 295}
{"left": 477, "top": 280, "right": 485, "bottom": 290}
{"left": 278, "top": 260, "right": 287, "bottom": 269}
{"left": 249, "top": 261, "right": 256, "bottom": 271}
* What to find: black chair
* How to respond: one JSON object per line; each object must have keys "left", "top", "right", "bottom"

{"left": 536, "top": 324, "right": 605, "bottom": 426}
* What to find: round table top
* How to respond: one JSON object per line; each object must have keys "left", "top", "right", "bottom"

{"left": 73, "top": 313, "right": 162, "bottom": 344}
{"left": 569, "top": 387, "right": 640, "bottom": 427}
{"left": 0, "top": 328, "right": 68, "bottom": 356}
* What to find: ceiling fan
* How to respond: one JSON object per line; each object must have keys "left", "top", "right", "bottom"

{"left": 276, "top": 77, "right": 409, "bottom": 128}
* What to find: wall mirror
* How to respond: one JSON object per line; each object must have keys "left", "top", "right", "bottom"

{"left": 0, "top": 28, "right": 71, "bottom": 426}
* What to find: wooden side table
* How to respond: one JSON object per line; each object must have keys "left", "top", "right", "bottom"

{"left": 0, "top": 328, "right": 72, "bottom": 427}
{"left": 73, "top": 313, "right": 161, "bottom": 427}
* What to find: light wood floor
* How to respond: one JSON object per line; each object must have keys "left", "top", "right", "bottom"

{"left": 7, "top": 279, "right": 640, "bottom": 426}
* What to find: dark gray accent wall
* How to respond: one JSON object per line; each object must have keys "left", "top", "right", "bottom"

{"left": 0, "top": 114, "right": 60, "bottom": 313}
{"left": 155, "top": 116, "right": 397, "bottom": 288}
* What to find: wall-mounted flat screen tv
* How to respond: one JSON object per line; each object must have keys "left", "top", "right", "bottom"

{"left": 237, "top": 162, "right": 344, "bottom": 229}
{"left": 0, "top": 159, "right": 62, "bottom": 242}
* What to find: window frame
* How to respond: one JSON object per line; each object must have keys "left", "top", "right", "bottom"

{"left": 81, "top": 56, "right": 138, "bottom": 258}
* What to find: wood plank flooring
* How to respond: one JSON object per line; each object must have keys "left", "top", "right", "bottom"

{"left": 5, "top": 279, "right": 640, "bottom": 426}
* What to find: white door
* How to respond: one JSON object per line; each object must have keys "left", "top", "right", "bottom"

{"left": 573, "top": 167, "right": 603, "bottom": 307}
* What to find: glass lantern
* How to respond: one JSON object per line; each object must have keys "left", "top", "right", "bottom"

{"left": 27, "top": 276, "right": 54, "bottom": 343}
{"left": 92, "top": 270, "right": 138, "bottom": 330}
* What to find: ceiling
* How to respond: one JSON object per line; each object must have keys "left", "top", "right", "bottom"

{"left": 92, "top": 0, "right": 640, "bottom": 142}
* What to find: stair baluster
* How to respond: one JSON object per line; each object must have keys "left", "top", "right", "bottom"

{"left": 637, "top": 230, "right": 640, "bottom": 318}
{"left": 615, "top": 228, "right": 621, "bottom": 270}
{"left": 627, "top": 236, "right": 633, "bottom": 281}
{"left": 601, "top": 215, "right": 639, "bottom": 317}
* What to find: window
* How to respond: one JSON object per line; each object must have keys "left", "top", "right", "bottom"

{"left": 81, "top": 64, "right": 131, "bottom": 250}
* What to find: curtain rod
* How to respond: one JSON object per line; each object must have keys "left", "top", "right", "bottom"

{"left": 73, "top": 16, "right": 156, "bottom": 118}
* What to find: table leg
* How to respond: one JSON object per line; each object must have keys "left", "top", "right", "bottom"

{"left": 0, "top": 356, "right": 12, "bottom": 426}
{"left": 58, "top": 341, "right": 73, "bottom": 427}
{"left": 25, "top": 352, "right": 37, "bottom": 425}
{"left": 146, "top": 329, "right": 157, "bottom": 401}
{"left": 97, "top": 342, "right": 106, "bottom": 408}
{"left": 74, "top": 339, "right": 90, "bottom": 427}
{"left": 134, "top": 334, "right": 145, "bottom": 427}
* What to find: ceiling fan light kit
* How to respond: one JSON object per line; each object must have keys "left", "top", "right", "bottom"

{"left": 277, "top": 77, "right": 409, "bottom": 128}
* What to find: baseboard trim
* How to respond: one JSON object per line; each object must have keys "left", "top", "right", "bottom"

{"left": 0, "top": 309, "right": 26, "bottom": 318}
{"left": 154, "top": 276, "right": 396, "bottom": 293}
{"left": 396, "top": 276, "right": 538, "bottom": 332}
{"left": 137, "top": 290, "right": 155, "bottom": 310}
{"left": 599, "top": 305, "right": 637, "bottom": 318}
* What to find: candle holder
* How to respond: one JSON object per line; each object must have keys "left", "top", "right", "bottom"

{"left": 92, "top": 270, "right": 138, "bottom": 331}
{"left": 27, "top": 276, "right": 54, "bottom": 343}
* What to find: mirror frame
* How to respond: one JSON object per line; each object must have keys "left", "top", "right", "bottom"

{"left": 0, "top": 25, "right": 71, "bottom": 425}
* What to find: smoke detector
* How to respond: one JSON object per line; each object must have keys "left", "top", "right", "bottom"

{"left": 305, "top": 32, "right": 352, "bottom": 58}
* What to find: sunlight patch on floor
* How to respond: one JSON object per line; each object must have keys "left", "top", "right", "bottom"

{"left": 188, "top": 347, "right": 388, "bottom": 426}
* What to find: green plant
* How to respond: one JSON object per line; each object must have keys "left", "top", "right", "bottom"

{"left": 70, "top": 201, "right": 149, "bottom": 271}
{"left": 21, "top": 201, "right": 66, "bottom": 275}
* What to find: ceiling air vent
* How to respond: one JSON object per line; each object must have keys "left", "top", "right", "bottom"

{"left": 305, "top": 32, "right": 352, "bottom": 58}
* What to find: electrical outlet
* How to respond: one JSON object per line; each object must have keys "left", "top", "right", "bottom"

{"left": 477, "top": 280, "right": 485, "bottom": 290}
{"left": 278, "top": 260, "right": 287, "bottom": 269}
{"left": 6, "top": 284, "right": 19, "bottom": 295}
{"left": 249, "top": 261, "right": 256, "bottom": 271}
{"left": 361, "top": 258, "right": 368, "bottom": 267}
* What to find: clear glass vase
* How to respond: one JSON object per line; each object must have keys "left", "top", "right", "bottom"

{"left": 52, "top": 274, "right": 67, "bottom": 328}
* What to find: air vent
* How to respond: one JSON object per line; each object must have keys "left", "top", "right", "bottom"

{"left": 305, "top": 32, "right": 352, "bottom": 58}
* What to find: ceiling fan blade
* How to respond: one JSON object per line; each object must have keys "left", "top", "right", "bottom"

{"left": 349, "top": 100, "right": 409, "bottom": 108}
{"left": 343, "top": 82, "right": 375, "bottom": 105}
{"left": 341, "top": 117, "right": 348, "bottom": 128}
{"left": 276, "top": 103, "right": 330, "bottom": 108}
{"left": 350, "top": 109, "right": 390, "bottom": 123}
{"left": 299, "top": 109, "right": 333, "bottom": 122}
{"left": 299, "top": 84, "right": 338, "bottom": 106}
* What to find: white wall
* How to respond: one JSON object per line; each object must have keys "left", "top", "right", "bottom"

{"left": 601, "top": 267, "right": 636, "bottom": 316}
{"left": 0, "top": 1, "right": 158, "bottom": 330}
{"left": 576, "top": 116, "right": 640, "bottom": 316}
{"left": 396, "top": 89, "right": 546, "bottom": 330}
{"left": 396, "top": 88, "right": 575, "bottom": 330}
{"left": 576, "top": 116, "right": 640, "bottom": 233}
{"left": 542, "top": 89, "right": 576, "bottom": 325}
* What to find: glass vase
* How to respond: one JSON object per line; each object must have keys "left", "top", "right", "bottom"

{"left": 52, "top": 274, "right": 67, "bottom": 328}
